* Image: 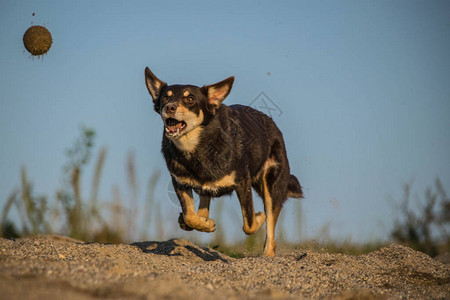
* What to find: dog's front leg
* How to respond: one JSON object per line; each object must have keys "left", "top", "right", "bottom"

{"left": 197, "top": 195, "right": 211, "bottom": 218}
{"left": 179, "top": 195, "right": 210, "bottom": 230}
{"left": 173, "top": 182, "right": 215, "bottom": 233}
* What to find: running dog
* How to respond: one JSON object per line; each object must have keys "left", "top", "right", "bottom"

{"left": 145, "top": 67, "right": 303, "bottom": 256}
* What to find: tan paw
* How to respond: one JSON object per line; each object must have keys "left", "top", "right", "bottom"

{"left": 198, "top": 217, "right": 216, "bottom": 232}
{"left": 255, "top": 211, "right": 266, "bottom": 227}
{"left": 185, "top": 215, "right": 216, "bottom": 233}
{"left": 264, "top": 240, "right": 276, "bottom": 257}
{"left": 243, "top": 212, "right": 266, "bottom": 235}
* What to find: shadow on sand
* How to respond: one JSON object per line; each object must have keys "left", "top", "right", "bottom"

{"left": 131, "top": 239, "right": 229, "bottom": 263}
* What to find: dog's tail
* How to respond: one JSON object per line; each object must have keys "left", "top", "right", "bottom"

{"left": 287, "top": 175, "right": 303, "bottom": 199}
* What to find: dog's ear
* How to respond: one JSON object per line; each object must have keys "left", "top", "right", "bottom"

{"left": 203, "top": 76, "right": 234, "bottom": 114}
{"left": 145, "top": 67, "right": 166, "bottom": 101}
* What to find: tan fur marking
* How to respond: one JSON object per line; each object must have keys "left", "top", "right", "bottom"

{"left": 176, "top": 104, "right": 190, "bottom": 114}
{"left": 172, "top": 125, "right": 203, "bottom": 153}
{"left": 248, "top": 157, "right": 278, "bottom": 246}
{"left": 253, "top": 157, "right": 279, "bottom": 184}
{"left": 172, "top": 160, "right": 188, "bottom": 172}
{"left": 167, "top": 90, "right": 173, "bottom": 96}
{"left": 183, "top": 90, "right": 190, "bottom": 97}
{"left": 180, "top": 190, "right": 194, "bottom": 209}
{"left": 208, "top": 85, "right": 229, "bottom": 104}
{"left": 263, "top": 157, "right": 279, "bottom": 170}
{"left": 173, "top": 175, "right": 201, "bottom": 187}
{"left": 180, "top": 191, "right": 215, "bottom": 232}
{"left": 145, "top": 72, "right": 164, "bottom": 100}
{"left": 242, "top": 211, "right": 266, "bottom": 235}
{"left": 202, "top": 171, "right": 236, "bottom": 192}
{"left": 262, "top": 169, "right": 276, "bottom": 257}
{"left": 197, "top": 196, "right": 211, "bottom": 218}
{"left": 171, "top": 110, "right": 204, "bottom": 153}
{"left": 173, "top": 171, "right": 236, "bottom": 192}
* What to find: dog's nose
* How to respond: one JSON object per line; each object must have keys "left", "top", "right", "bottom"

{"left": 164, "top": 103, "right": 178, "bottom": 114}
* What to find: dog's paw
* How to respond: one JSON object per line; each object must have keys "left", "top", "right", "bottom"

{"left": 264, "top": 239, "right": 276, "bottom": 257}
{"left": 197, "top": 216, "right": 216, "bottom": 233}
{"left": 184, "top": 214, "right": 216, "bottom": 233}
{"left": 178, "top": 213, "right": 194, "bottom": 231}
{"left": 243, "top": 212, "right": 266, "bottom": 235}
{"left": 255, "top": 211, "right": 266, "bottom": 226}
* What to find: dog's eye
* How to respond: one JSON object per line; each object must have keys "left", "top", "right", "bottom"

{"left": 185, "top": 96, "right": 195, "bottom": 103}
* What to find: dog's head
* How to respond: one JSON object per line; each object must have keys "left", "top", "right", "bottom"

{"left": 145, "top": 67, "right": 234, "bottom": 140}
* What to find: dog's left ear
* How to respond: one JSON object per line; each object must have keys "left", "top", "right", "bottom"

{"left": 203, "top": 76, "right": 234, "bottom": 114}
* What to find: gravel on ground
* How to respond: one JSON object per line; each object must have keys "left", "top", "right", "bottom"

{"left": 0, "top": 235, "right": 449, "bottom": 299}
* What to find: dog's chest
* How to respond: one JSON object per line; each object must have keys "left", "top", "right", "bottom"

{"left": 168, "top": 157, "right": 236, "bottom": 193}
{"left": 172, "top": 171, "right": 236, "bottom": 194}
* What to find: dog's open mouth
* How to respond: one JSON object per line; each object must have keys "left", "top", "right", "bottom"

{"left": 165, "top": 118, "right": 187, "bottom": 137}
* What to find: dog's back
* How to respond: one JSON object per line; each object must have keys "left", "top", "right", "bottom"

{"left": 226, "top": 104, "right": 303, "bottom": 200}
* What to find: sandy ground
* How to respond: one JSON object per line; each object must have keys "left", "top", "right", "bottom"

{"left": 0, "top": 235, "right": 449, "bottom": 299}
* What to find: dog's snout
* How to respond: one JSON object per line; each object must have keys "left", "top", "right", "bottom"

{"left": 164, "top": 103, "right": 178, "bottom": 114}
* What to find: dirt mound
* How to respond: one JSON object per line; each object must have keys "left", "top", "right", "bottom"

{"left": 0, "top": 236, "right": 448, "bottom": 299}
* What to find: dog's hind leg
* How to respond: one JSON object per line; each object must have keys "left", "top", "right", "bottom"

{"left": 235, "top": 176, "right": 266, "bottom": 235}
{"left": 197, "top": 196, "right": 211, "bottom": 218}
{"left": 262, "top": 166, "right": 287, "bottom": 257}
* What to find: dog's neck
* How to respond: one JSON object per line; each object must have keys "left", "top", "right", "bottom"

{"left": 171, "top": 126, "right": 203, "bottom": 153}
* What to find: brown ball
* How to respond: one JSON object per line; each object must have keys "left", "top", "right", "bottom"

{"left": 23, "top": 25, "right": 53, "bottom": 56}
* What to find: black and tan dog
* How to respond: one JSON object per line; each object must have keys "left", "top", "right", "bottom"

{"left": 145, "top": 67, "right": 303, "bottom": 256}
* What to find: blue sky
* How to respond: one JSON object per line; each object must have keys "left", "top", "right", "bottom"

{"left": 1, "top": 0, "right": 449, "bottom": 243}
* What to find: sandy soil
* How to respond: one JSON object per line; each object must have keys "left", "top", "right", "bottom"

{"left": 0, "top": 235, "right": 449, "bottom": 299}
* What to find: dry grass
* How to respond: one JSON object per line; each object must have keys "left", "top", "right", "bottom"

{"left": 1, "top": 126, "right": 448, "bottom": 259}
{"left": 0, "top": 127, "right": 159, "bottom": 244}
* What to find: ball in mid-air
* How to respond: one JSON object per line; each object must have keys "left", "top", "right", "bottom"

{"left": 23, "top": 25, "right": 53, "bottom": 56}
